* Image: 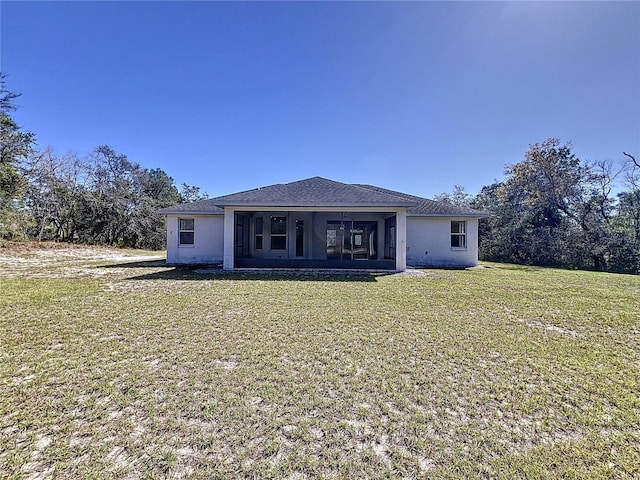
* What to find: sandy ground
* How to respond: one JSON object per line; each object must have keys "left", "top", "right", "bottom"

{"left": 0, "top": 241, "right": 166, "bottom": 279}
{"left": 0, "top": 241, "right": 450, "bottom": 280}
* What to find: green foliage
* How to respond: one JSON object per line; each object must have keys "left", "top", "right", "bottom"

{"left": 0, "top": 199, "right": 34, "bottom": 241}
{"left": 0, "top": 159, "right": 26, "bottom": 199}
{"left": 0, "top": 73, "right": 36, "bottom": 239}
{"left": 474, "top": 139, "right": 640, "bottom": 274}
{"left": 179, "top": 182, "right": 208, "bottom": 203}
{"left": 0, "top": 79, "right": 36, "bottom": 168}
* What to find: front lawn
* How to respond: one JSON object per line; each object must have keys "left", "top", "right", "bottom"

{"left": 1, "top": 245, "right": 638, "bottom": 478}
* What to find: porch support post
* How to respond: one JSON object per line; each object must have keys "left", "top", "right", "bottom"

{"left": 395, "top": 208, "right": 407, "bottom": 271}
{"left": 223, "top": 207, "right": 235, "bottom": 270}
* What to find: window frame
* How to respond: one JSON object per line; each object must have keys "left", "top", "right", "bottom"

{"left": 450, "top": 220, "right": 467, "bottom": 249}
{"left": 270, "top": 215, "right": 287, "bottom": 250}
{"left": 178, "top": 218, "right": 195, "bottom": 246}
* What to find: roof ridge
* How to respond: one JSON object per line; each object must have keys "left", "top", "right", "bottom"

{"left": 312, "top": 177, "right": 423, "bottom": 205}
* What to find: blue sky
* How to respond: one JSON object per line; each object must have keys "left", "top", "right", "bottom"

{"left": 2, "top": 1, "right": 639, "bottom": 198}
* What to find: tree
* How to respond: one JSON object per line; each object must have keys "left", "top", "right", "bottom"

{"left": 179, "top": 183, "right": 208, "bottom": 203}
{"left": 607, "top": 152, "right": 640, "bottom": 272}
{"left": 477, "top": 139, "right": 592, "bottom": 267}
{"left": 20, "top": 145, "right": 184, "bottom": 249}
{"left": 475, "top": 140, "right": 640, "bottom": 273}
{"left": 64, "top": 146, "right": 183, "bottom": 249}
{"left": 498, "top": 139, "right": 588, "bottom": 266}
{"left": 22, "top": 148, "right": 89, "bottom": 241}
{"left": 621, "top": 152, "right": 640, "bottom": 244}
{"left": 433, "top": 185, "right": 473, "bottom": 207}
{"left": 0, "top": 74, "right": 36, "bottom": 239}
{"left": 0, "top": 76, "right": 204, "bottom": 248}
{"left": 76, "top": 145, "right": 142, "bottom": 245}
{"left": 125, "top": 168, "right": 182, "bottom": 249}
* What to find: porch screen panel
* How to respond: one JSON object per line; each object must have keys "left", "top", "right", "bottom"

{"left": 326, "top": 222, "right": 343, "bottom": 260}
{"left": 235, "top": 215, "right": 250, "bottom": 257}
{"left": 271, "top": 216, "right": 287, "bottom": 250}
{"left": 295, "top": 220, "right": 304, "bottom": 257}
{"left": 385, "top": 216, "right": 396, "bottom": 260}
{"left": 255, "top": 217, "right": 263, "bottom": 250}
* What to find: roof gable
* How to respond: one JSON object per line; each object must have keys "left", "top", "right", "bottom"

{"left": 203, "top": 177, "right": 416, "bottom": 207}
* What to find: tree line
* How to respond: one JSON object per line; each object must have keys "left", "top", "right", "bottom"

{"left": 2, "top": 75, "right": 639, "bottom": 272}
{"left": 0, "top": 75, "right": 206, "bottom": 249}
{"left": 436, "top": 139, "right": 640, "bottom": 274}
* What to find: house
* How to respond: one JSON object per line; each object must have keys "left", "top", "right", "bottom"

{"left": 158, "top": 176, "right": 487, "bottom": 271}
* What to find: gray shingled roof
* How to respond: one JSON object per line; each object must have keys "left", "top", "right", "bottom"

{"left": 158, "top": 176, "right": 488, "bottom": 217}
{"left": 409, "top": 199, "right": 487, "bottom": 216}
{"left": 354, "top": 184, "right": 487, "bottom": 217}
{"left": 157, "top": 198, "right": 225, "bottom": 215}
{"left": 207, "top": 177, "right": 416, "bottom": 207}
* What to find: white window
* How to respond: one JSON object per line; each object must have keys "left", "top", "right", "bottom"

{"left": 451, "top": 221, "right": 466, "bottom": 248}
{"left": 179, "top": 218, "right": 195, "bottom": 245}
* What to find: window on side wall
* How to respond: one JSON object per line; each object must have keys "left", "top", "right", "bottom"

{"left": 270, "top": 216, "right": 287, "bottom": 250}
{"left": 179, "top": 218, "right": 195, "bottom": 246}
{"left": 451, "top": 220, "right": 466, "bottom": 248}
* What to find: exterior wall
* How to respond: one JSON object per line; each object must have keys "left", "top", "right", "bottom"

{"left": 165, "top": 214, "right": 224, "bottom": 265}
{"left": 166, "top": 210, "right": 482, "bottom": 270}
{"left": 406, "top": 217, "right": 479, "bottom": 267}
{"left": 223, "top": 208, "right": 235, "bottom": 269}
{"left": 396, "top": 209, "right": 407, "bottom": 271}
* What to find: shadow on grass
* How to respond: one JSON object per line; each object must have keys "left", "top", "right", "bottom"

{"left": 481, "top": 262, "right": 549, "bottom": 273}
{"left": 99, "top": 260, "right": 169, "bottom": 268}
{"left": 481, "top": 262, "right": 625, "bottom": 275}
{"left": 99, "top": 261, "right": 381, "bottom": 282}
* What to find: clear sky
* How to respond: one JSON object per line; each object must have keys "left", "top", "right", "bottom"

{"left": 2, "top": 1, "right": 639, "bottom": 198}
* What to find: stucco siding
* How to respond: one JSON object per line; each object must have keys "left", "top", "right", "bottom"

{"left": 406, "top": 217, "right": 479, "bottom": 267}
{"left": 166, "top": 214, "right": 224, "bottom": 264}
{"left": 164, "top": 213, "right": 479, "bottom": 269}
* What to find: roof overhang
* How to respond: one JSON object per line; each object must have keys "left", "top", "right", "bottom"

{"left": 408, "top": 212, "right": 490, "bottom": 218}
{"left": 160, "top": 210, "right": 224, "bottom": 216}
{"left": 157, "top": 177, "right": 488, "bottom": 217}
{"left": 217, "top": 202, "right": 413, "bottom": 208}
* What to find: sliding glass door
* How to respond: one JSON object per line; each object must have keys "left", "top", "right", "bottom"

{"left": 326, "top": 220, "right": 377, "bottom": 261}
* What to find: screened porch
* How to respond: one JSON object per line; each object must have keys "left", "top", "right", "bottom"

{"left": 231, "top": 210, "right": 399, "bottom": 270}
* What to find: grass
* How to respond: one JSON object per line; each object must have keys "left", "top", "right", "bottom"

{"left": 1, "top": 244, "right": 639, "bottom": 479}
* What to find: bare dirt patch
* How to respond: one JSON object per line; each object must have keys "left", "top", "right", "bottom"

{"left": 516, "top": 318, "right": 580, "bottom": 337}
{"left": 0, "top": 241, "right": 165, "bottom": 279}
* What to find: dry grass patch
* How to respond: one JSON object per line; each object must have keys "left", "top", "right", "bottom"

{"left": 1, "top": 244, "right": 639, "bottom": 478}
